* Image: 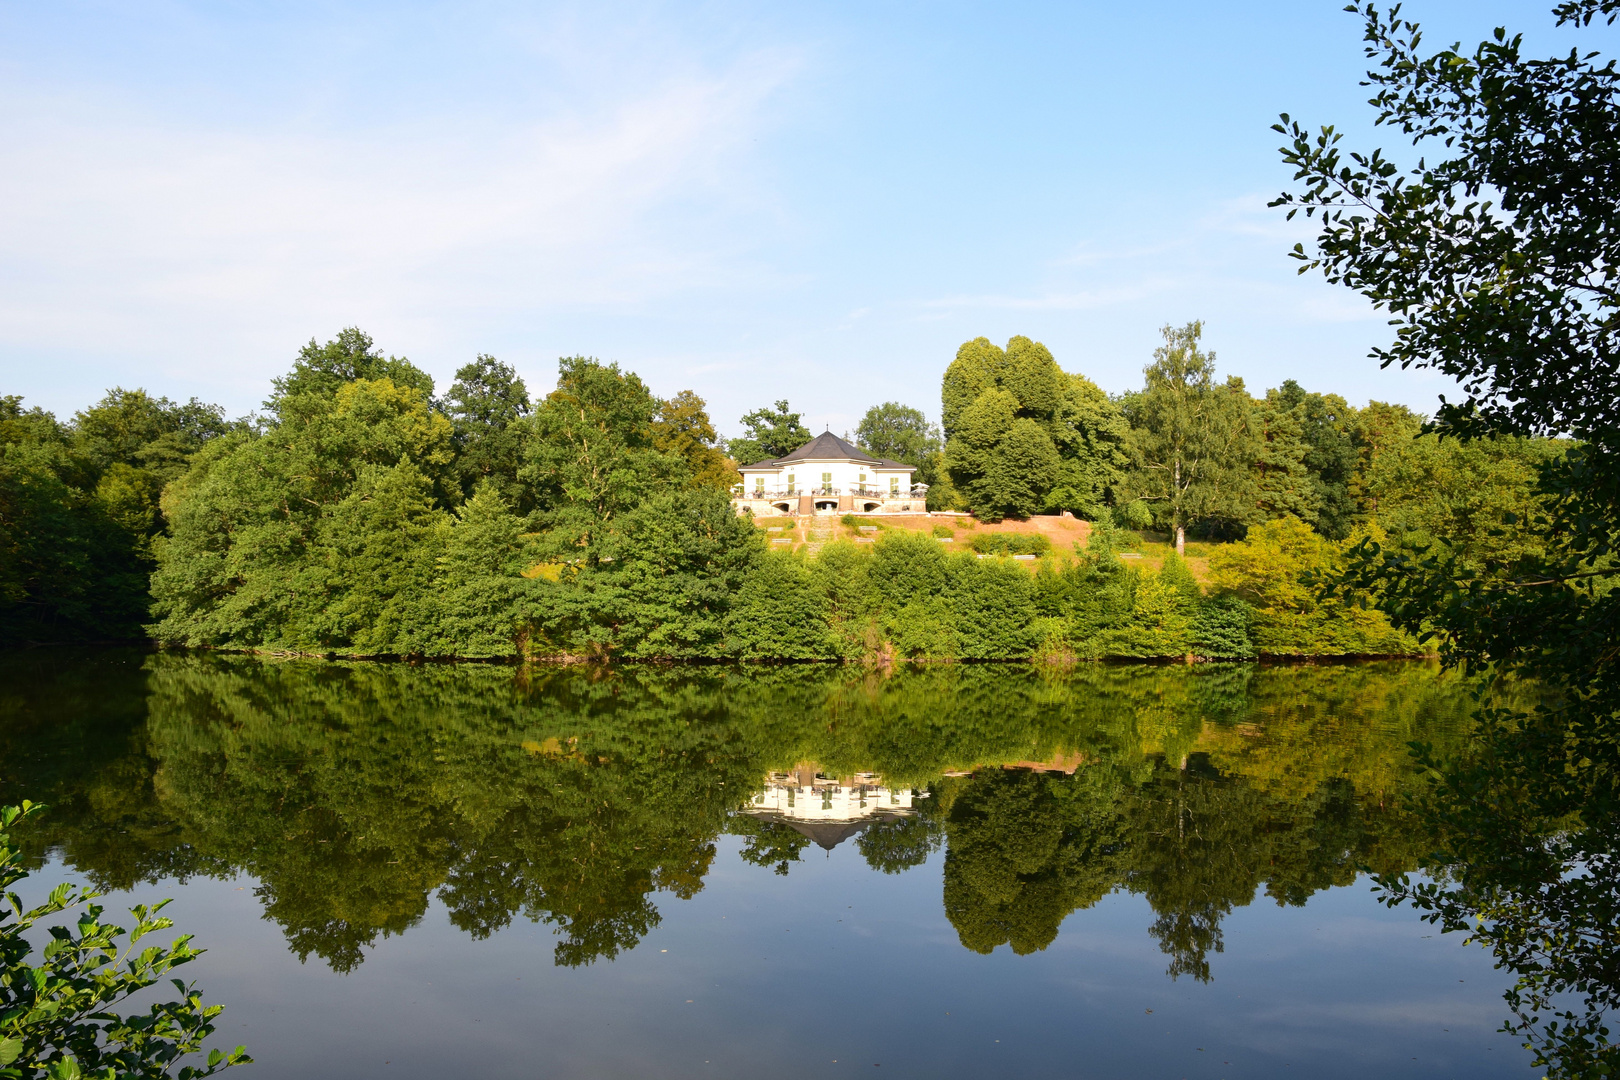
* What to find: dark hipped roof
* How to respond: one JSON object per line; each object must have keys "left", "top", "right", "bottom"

{"left": 740, "top": 431, "right": 913, "bottom": 471}
{"left": 784, "top": 819, "right": 871, "bottom": 852}
{"left": 741, "top": 807, "right": 918, "bottom": 852}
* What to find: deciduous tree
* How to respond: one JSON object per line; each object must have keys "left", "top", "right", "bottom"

{"left": 655, "top": 390, "right": 737, "bottom": 490}
{"left": 854, "top": 402, "right": 942, "bottom": 486}
{"left": 444, "top": 354, "right": 532, "bottom": 507}
{"left": 1120, "top": 322, "right": 1256, "bottom": 554}
{"left": 727, "top": 401, "right": 812, "bottom": 465}
{"left": 1276, "top": 2, "right": 1620, "bottom": 1062}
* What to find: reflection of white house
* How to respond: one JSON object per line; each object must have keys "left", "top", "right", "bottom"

{"left": 732, "top": 432, "right": 926, "bottom": 517}
{"left": 743, "top": 764, "right": 923, "bottom": 851}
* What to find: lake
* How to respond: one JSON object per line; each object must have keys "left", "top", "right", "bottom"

{"left": 0, "top": 650, "right": 1532, "bottom": 1078}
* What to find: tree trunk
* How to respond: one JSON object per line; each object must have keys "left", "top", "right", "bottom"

{"left": 1172, "top": 458, "right": 1184, "bottom": 556}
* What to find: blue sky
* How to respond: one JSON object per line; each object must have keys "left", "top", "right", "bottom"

{"left": 2, "top": 1, "right": 1611, "bottom": 438}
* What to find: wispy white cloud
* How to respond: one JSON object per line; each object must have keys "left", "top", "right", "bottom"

{"left": 0, "top": 40, "right": 802, "bottom": 398}
{"left": 910, "top": 191, "right": 1373, "bottom": 327}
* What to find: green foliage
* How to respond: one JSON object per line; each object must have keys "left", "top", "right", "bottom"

{"left": 1158, "top": 550, "right": 1201, "bottom": 606}
{"left": 393, "top": 484, "right": 548, "bottom": 658}
{"left": 148, "top": 376, "right": 455, "bottom": 652}
{"left": 931, "top": 524, "right": 954, "bottom": 539}
{"left": 1362, "top": 432, "right": 1562, "bottom": 574}
{"left": 921, "top": 464, "right": 963, "bottom": 512}
{"left": 1276, "top": 4, "right": 1620, "bottom": 1070}
{"left": 1104, "top": 568, "right": 1194, "bottom": 659}
{"left": 966, "top": 532, "right": 1051, "bottom": 556}
{"left": 0, "top": 391, "right": 232, "bottom": 644}
{"left": 266, "top": 327, "right": 433, "bottom": 410}
{"left": 726, "top": 550, "right": 840, "bottom": 660}
{"left": 1190, "top": 596, "right": 1257, "bottom": 660}
{"left": 1118, "top": 322, "right": 1256, "bottom": 551}
{"left": 854, "top": 403, "right": 942, "bottom": 487}
{"left": 1112, "top": 499, "right": 1153, "bottom": 531}
{"left": 942, "top": 336, "right": 1127, "bottom": 522}
{"left": 524, "top": 356, "right": 684, "bottom": 549}
{"left": 1254, "top": 389, "right": 1317, "bottom": 525}
{"left": 946, "top": 557, "right": 1039, "bottom": 660}
{"left": 12, "top": 321, "right": 1573, "bottom": 664}
{"left": 868, "top": 532, "right": 956, "bottom": 659}
{"left": 443, "top": 354, "right": 532, "bottom": 508}
{"left": 726, "top": 401, "right": 812, "bottom": 466}
{"left": 0, "top": 440, "right": 147, "bottom": 644}
{"left": 1030, "top": 531, "right": 1132, "bottom": 657}
{"left": 540, "top": 488, "right": 764, "bottom": 660}
{"left": 1276, "top": 381, "right": 1360, "bottom": 539}
{"left": 654, "top": 390, "right": 736, "bottom": 491}
{"left": 0, "top": 802, "right": 249, "bottom": 1080}
{"left": 1209, "top": 518, "right": 1416, "bottom": 656}
{"left": 1047, "top": 373, "right": 1133, "bottom": 518}
{"left": 946, "top": 387, "right": 1059, "bottom": 522}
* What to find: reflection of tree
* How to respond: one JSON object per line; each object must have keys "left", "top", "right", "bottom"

{"left": 135, "top": 657, "right": 759, "bottom": 970}
{"left": 857, "top": 810, "right": 943, "bottom": 874}
{"left": 0, "top": 651, "right": 1479, "bottom": 976}
{"left": 942, "top": 768, "right": 1126, "bottom": 955}
{"left": 1124, "top": 759, "right": 1264, "bottom": 982}
{"left": 0, "top": 648, "right": 206, "bottom": 887}
{"left": 729, "top": 818, "right": 812, "bottom": 876}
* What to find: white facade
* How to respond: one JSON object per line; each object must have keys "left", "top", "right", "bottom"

{"left": 748, "top": 770, "right": 921, "bottom": 823}
{"left": 739, "top": 458, "right": 914, "bottom": 499}
{"left": 733, "top": 431, "right": 924, "bottom": 515}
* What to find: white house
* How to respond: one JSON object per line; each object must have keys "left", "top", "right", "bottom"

{"left": 732, "top": 431, "right": 925, "bottom": 516}
{"left": 743, "top": 765, "right": 923, "bottom": 852}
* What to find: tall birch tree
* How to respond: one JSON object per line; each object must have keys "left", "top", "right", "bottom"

{"left": 1122, "top": 322, "right": 1255, "bottom": 554}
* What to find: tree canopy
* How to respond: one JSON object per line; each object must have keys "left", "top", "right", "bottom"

{"left": 941, "top": 336, "right": 1127, "bottom": 521}
{"left": 727, "top": 400, "right": 812, "bottom": 466}
{"left": 854, "top": 402, "right": 942, "bottom": 487}
{"left": 1276, "top": 1, "right": 1620, "bottom": 1071}
{"left": 1119, "top": 323, "right": 1256, "bottom": 553}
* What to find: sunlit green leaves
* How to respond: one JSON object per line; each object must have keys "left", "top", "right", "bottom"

{"left": 0, "top": 802, "right": 249, "bottom": 1080}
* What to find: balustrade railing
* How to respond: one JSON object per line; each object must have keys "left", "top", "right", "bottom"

{"left": 733, "top": 485, "right": 929, "bottom": 500}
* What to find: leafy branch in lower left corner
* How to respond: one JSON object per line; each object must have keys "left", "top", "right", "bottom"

{"left": 0, "top": 800, "right": 250, "bottom": 1080}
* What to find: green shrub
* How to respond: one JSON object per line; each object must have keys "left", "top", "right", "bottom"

{"left": 1208, "top": 517, "right": 1420, "bottom": 656}
{"left": 947, "top": 555, "right": 1039, "bottom": 659}
{"left": 0, "top": 801, "right": 250, "bottom": 1079}
{"left": 726, "top": 550, "right": 840, "bottom": 659}
{"left": 1158, "top": 550, "right": 1202, "bottom": 605}
{"left": 1191, "top": 595, "right": 1256, "bottom": 658}
{"left": 870, "top": 530, "right": 951, "bottom": 595}
{"left": 840, "top": 513, "right": 860, "bottom": 528}
{"left": 931, "top": 523, "right": 955, "bottom": 539}
{"left": 968, "top": 532, "right": 1052, "bottom": 556}
{"left": 1113, "top": 500, "right": 1153, "bottom": 531}
{"left": 807, "top": 540, "right": 874, "bottom": 656}
{"left": 1101, "top": 568, "right": 1193, "bottom": 658}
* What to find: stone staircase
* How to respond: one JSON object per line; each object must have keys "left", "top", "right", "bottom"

{"left": 802, "top": 514, "right": 834, "bottom": 556}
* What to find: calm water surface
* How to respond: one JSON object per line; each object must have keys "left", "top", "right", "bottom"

{"left": 0, "top": 650, "right": 1532, "bottom": 1078}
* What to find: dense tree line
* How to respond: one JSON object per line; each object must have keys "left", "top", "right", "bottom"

{"left": 1, "top": 324, "right": 1552, "bottom": 658}
{"left": 0, "top": 389, "right": 236, "bottom": 642}
{"left": 0, "top": 651, "right": 1479, "bottom": 973}
{"left": 870, "top": 324, "right": 1564, "bottom": 568}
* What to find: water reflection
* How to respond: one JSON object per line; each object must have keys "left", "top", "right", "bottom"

{"left": 0, "top": 650, "right": 1476, "bottom": 981}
